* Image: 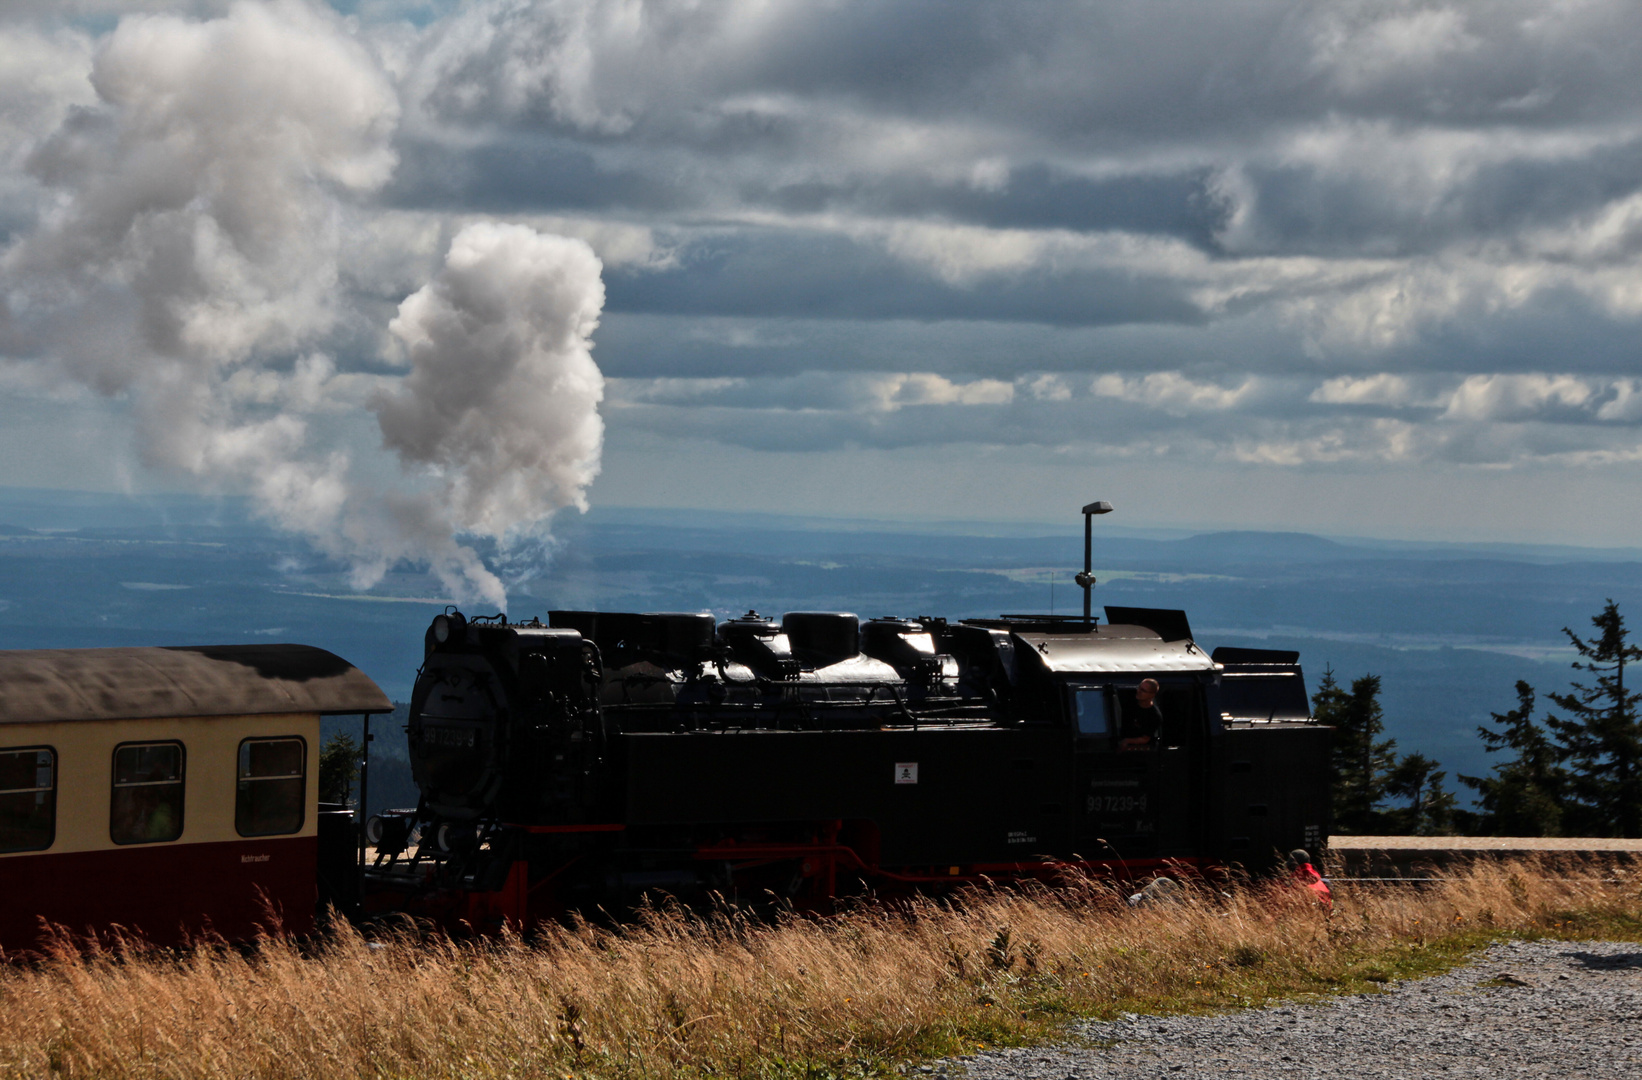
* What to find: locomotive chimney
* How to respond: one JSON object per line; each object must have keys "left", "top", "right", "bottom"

{"left": 1078, "top": 500, "right": 1113, "bottom": 625}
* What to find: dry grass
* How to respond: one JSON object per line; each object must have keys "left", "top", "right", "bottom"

{"left": 6, "top": 857, "right": 1642, "bottom": 1080}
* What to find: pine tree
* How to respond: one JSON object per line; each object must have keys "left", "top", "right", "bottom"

{"left": 1383, "top": 753, "right": 1458, "bottom": 836}
{"left": 1315, "top": 669, "right": 1399, "bottom": 833}
{"left": 319, "top": 732, "right": 363, "bottom": 806}
{"left": 1544, "top": 600, "right": 1642, "bottom": 837}
{"left": 1458, "top": 680, "right": 1565, "bottom": 836}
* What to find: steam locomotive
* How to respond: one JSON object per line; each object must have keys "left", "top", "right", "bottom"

{"left": 0, "top": 507, "right": 1333, "bottom": 952}
{"left": 364, "top": 595, "right": 1330, "bottom": 928}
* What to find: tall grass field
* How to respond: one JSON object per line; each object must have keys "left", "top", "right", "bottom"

{"left": 5, "top": 858, "right": 1641, "bottom": 1079}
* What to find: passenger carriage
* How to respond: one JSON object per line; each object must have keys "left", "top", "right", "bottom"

{"left": 0, "top": 645, "right": 388, "bottom": 953}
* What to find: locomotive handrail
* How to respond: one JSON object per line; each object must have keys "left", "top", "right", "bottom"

{"left": 713, "top": 655, "right": 761, "bottom": 685}
{"left": 600, "top": 697, "right": 997, "bottom": 731}
{"left": 604, "top": 682, "right": 978, "bottom": 699}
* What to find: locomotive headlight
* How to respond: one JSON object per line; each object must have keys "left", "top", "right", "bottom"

{"left": 429, "top": 611, "right": 468, "bottom": 650}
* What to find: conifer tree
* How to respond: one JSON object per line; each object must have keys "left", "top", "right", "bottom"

{"left": 1458, "top": 680, "right": 1565, "bottom": 836}
{"left": 319, "top": 732, "right": 362, "bottom": 806}
{"left": 1383, "top": 753, "right": 1458, "bottom": 835}
{"left": 1314, "top": 669, "right": 1399, "bottom": 833}
{"left": 1545, "top": 600, "right": 1642, "bottom": 837}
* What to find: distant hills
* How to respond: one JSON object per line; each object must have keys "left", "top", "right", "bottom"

{"left": 2, "top": 487, "right": 1640, "bottom": 807}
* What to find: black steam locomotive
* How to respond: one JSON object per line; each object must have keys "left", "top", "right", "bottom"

{"left": 364, "top": 565, "right": 1329, "bottom": 928}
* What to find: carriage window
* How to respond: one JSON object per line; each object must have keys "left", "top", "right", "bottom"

{"left": 236, "top": 738, "right": 305, "bottom": 837}
{"left": 111, "top": 742, "right": 185, "bottom": 845}
{"left": 0, "top": 747, "right": 55, "bottom": 853}
{"left": 1073, "top": 687, "right": 1111, "bottom": 737}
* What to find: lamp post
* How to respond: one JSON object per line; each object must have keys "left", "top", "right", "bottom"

{"left": 1077, "top": 500, "right": 1113, "bottom": 625}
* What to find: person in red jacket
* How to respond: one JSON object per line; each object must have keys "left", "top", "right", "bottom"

{"left": 1288, "top": 848, "right": 1332, "bottom": 910}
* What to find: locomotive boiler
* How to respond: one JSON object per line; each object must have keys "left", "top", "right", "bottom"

{"left": 366, "top": 583, "right": 1330, "bottom": 928}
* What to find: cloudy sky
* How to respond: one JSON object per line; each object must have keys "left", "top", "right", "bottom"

{"left": 4, "top": 1, "right": 1642, "bottom": 596}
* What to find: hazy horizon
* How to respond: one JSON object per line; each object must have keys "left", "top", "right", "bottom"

{"left": 2, "top": 481, "right": 1637, "bottom": 812}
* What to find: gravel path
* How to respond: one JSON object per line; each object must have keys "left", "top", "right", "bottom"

{"left": 934, "top": 939, "right": 1642, "bottom": 1079}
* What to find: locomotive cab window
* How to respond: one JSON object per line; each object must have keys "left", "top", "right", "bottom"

{"left": 0, "top": 746, "right": 55, "bottom": 853}
{"left": 1114, "top": 682, "right": 1199, "bottom": 748}
{"left": 111, "top": 742, "right": 185, "bottom": 845}
{"left": 236, "top": 738, "right": 306, "bottom": 837}
{"left": 1071, "top": 686, "right": 1111, "bottom": 738}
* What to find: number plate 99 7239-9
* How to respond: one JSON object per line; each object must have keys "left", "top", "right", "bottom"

{"left": 1088, "top": 794, "right": 1147, "bottom": 814}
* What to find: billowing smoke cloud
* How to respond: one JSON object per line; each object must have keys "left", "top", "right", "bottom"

{"left": 374, "top": 221, "right": 605, "bottom": 590}
{"left": 0, "top": 1, "right": 607, "bottom": 608}
{"left": 8, "top": 0, "right": 397, "bottom": 379}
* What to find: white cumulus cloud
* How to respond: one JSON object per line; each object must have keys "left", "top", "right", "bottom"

{"left": 1442, "top": 374, "right": 1597, "bottom": 422}
{"left": 1091, "top": 372, "right": 1261, "bottom": 415}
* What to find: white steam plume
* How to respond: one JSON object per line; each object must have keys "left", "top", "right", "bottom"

{"left": 0, "top": 1, "right": 606, "bottom": 608}
{"left": 373, "top": 222, "right": 606, "bottom": 604}
{"left": 8, "top": 0, "right": 397, "bottom": 380}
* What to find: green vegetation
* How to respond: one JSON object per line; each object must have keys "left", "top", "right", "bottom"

{"left": 317, "top": 732, "right": 362, "bottom": 806}
{"left": 1317, "top": 670, "right": 1457, "bottom": 834}
{"left": 1543, "top": 600, "right": 1642, "bottom": 836}
{"left": 1331, "top": 598, "right": 1642, "bottom": 838}
{"left": 1459, "top": 599, "right": 1642, "bottom": 837}
{"left": 1459, "top": 680, "right": 1566, "bottom": 836}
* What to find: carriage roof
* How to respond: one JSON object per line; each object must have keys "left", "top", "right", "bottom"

{"left": 0, "top": 644, "right": 391, "bottom": 724}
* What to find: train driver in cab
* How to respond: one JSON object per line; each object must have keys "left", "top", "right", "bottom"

{"left": 1118, "top": 678, "right": 1163, "bottom": 751}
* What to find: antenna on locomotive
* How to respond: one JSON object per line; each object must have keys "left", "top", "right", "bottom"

{"left": 1077, "top": 500, "right": 1113, "bottom": 626}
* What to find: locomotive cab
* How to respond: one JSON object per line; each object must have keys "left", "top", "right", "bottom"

{"left": 982, "top": 616, "right": 1218, "bottom": 863}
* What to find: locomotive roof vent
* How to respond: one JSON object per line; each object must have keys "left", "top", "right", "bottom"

{"left": 719, "top": 611, "right": 802, "bottom": 679}
{"left": 782, "top": 611, "right": 860, "bottom": 668}
{"left": 861, "top": 617, "right": 934, "bottom": 657}
{"left": 724, "top": 610, "right": 779, "bottom": 634}
{"left": 861, "top": 617, "right": 957, "bottom": 684}
{"left": 549, "top": 610, "right": 715, "bottom": 668}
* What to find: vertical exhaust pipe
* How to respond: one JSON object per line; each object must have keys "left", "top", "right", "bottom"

{"left": 1078, "top": 501, "right": 1113, "bottom": 625}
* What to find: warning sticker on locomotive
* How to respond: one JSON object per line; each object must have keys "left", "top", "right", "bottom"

{"left": 894, "top": 762, "right": 918, "bottom": 784}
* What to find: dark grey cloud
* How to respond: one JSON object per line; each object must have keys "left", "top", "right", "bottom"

{"left": 389, "top": 134, "right": 1231, "bottom": 246}
{"left": 747, "top": 166, "right": 1231, "bottom": 247}
{"left": 1231, "top": 137, "right": 1642, "bottom": 257}
{"left": 390, "top": 0, "right": 1642, "bottom": 250}
{"left": 405, "top": 2, "right": 1642, "bottom": 145}
{"left": 590, "top": 286, "right": 1642, "bottom": 384}
{"left": 353, "top": 0, "right": 1642, "bottom": 421}
{"left": 384, "top": 134, "right": 686, "bottom": 214}
{"left": 602, "top": 229, "right": 1207, "bottom": 325}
